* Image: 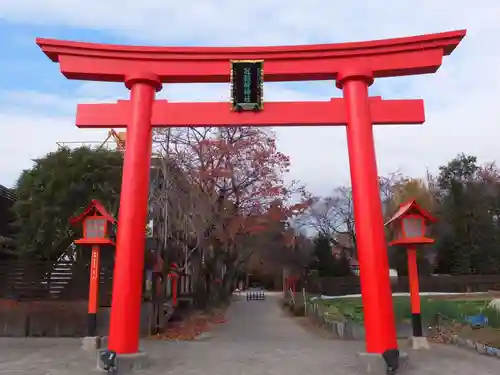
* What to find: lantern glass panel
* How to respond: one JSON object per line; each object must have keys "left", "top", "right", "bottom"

{"left": 85, "top": 220, "right": 96, "bottom": 238}
{"left": 96, "top": 218, "right": 106, "bottom": 238}
{"left": 85, "top": 218, "right": 106, "bottom": 239}
{"left": 402, "top": 216, "right": 423, "bottom": 238}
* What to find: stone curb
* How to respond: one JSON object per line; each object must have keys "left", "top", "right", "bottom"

{"left": 306, "top": 301, "right": 365, "bottom": 340}
{"left": 306, "top": 301, "right": 420, "bottom": 340}
{"left": 444, "top": 333, "right": 500, "bottom": 359}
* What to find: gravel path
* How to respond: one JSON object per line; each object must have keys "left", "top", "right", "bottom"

{"left": 0, "top": 291, "right": 498, "bottom": 374}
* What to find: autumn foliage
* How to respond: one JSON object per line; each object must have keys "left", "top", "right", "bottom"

{"left": 153, "top": 126, "right": 310, "bottom": 279}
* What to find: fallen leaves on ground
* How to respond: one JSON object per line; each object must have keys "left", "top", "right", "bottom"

{"left": 149, "top": 305, "right": 228, "bottom": 341}
{"left": 428, "top": 322, "right": 500, "bottom": 348}
{"left": 428, "top": 328, "right": 449, "bottom": 344}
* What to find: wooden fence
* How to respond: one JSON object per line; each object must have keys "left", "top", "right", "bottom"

{"left": 306, "top": 275, "right": 500, "bottom": 296}
{"left": 0, "top": 258, "right": 196, "bottom": 303}
{"left": 0, "top": 259, "right": 115, "bottom": 306}
{"left": 0, "top": 258, "right": 195, "bottom": 337}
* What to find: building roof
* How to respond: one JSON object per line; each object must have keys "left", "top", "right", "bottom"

{"left": 0, "top": 184, "right": 16, "bottom": 238}
{"left": 0, "top": 184, "right": 15, "bottom": 202}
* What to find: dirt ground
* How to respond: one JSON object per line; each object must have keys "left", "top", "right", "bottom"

{"left": 429, "top": 321, "right": 500, "bottom": 348}
{"left": 429, "top": 291, "right": 500, "bottom": 347}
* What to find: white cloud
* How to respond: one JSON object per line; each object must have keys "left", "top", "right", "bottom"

{"left": 0, "top": 1, "right": 499, "bottom": 195}
{"left": 0, "top": 112, "right": 110, "bottom": 186}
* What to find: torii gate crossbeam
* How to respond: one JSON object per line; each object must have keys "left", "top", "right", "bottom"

{"left": 75, "top": 97, "right": 424, "bottom": 127}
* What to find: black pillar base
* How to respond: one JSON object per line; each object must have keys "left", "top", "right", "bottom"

{"left": 411, "top": 313, "right": 423, "bottom": 337}
{"left": 357, "top": 351, "right": 409, "bottom": 374}
{"left": 87, "top": 313, "right": 97, "bottom": 337}
{"left": 382, "top": 349, "right": 400, "bottom": 374}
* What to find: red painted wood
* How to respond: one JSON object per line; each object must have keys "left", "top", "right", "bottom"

{"left": 76, "top": 97, "right": 425, "bottom": 128}
{"left": 37, "top": 30, "right": 465, "bottom": 83}
{"left": 340, "top": 70, "right": 398, "bottom": 352}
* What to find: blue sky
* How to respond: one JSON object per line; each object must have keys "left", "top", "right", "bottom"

{"left": 0, "top": 1, "right": 499, "bottom": 196}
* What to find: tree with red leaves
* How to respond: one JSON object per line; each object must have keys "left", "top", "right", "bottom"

{"left": 153, "top": 126, "right": 310, "bottom": 301}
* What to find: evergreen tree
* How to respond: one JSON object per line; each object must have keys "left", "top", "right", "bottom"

{"left": 12, "top": 146, "right": 123, "bottom": 260}
{"left": 310, "top": 234, "right": 352, "bottom": 277}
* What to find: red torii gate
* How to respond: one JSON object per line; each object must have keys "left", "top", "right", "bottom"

{"left": 36, "top": 29, "right": 465, "bottom": 357}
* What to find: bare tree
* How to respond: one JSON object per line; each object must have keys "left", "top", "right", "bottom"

{"left": 149, "top": 128, "right": 216, "bottom": 273}
{"left": 298, "top": 186, "right": 355, "bottom": 255}
{"left": 298, "top": 171, "right": 408, "bottom": 257}
{"left": 148, "top": 126, "right": 304, "bottom": 302}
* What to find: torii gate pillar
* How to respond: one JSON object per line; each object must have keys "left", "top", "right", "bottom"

{"left": 106, "top": 73, "right": 162, "bottom": 353}
{"left": 337, "top": 68, "right": 398, "bottom": 352}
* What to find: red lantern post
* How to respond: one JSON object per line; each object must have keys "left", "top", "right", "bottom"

{"left": 385, "top": 199, "right": 437, "bottom": 350}
{"left": 88, "top": 245, "right": 100, "bottom": 318}
{"left": 288, "top": 275, "right": 298, "bottom": 298}
{"left": 70, "top": 200, "right": 116, "bottom": 342}
{"left": 168, "top": 263, "right": 179, "bottom": 306}
{"left": 167, "top": 273, "right": 179, "bottom": 307}
{"left": 406, "top": 246, "right": 421, "bottom": 327}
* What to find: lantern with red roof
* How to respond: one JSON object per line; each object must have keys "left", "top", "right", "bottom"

{"left": 384, "top": 199, "right": 437, "bottom": 349}
{"left": 70, "top": 199, "right": 117, "bottom": 338}
{"left": 385, "top": 199, "right": 437, "bottom": 247}
{"left": 70, "top": 199, "right": 117, "bottom": 247}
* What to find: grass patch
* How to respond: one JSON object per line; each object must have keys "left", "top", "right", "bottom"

{"left": 314, "top": 296, "right": 500, "bottom": 328}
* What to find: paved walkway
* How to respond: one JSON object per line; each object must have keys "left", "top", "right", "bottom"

{"left": 0, "top": 292, "right": 498, "bottom": 374}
